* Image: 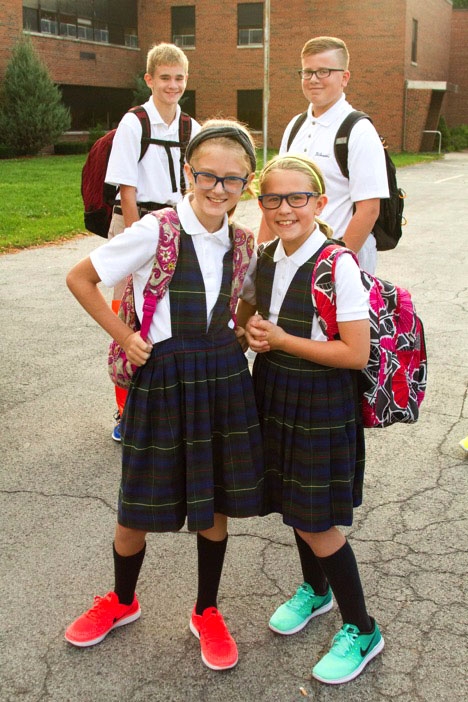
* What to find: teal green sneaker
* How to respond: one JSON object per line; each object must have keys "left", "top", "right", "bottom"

{"left": 269, "top": 583, "right": 333, "bottom": 635}
{"left": 312, "top": 618, "right": 384, "bottom": 685}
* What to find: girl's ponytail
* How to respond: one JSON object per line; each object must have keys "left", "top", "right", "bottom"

{"left": 315, "top": 217, "right": 333, "bottom": 238}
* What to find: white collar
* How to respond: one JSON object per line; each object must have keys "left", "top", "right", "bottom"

{"left": 273, "top": 225, "right": 327, "bottom": 266}
{"left": 144, "top": 97, "right": 181, "bottom": 131}
{"left": 307, "top": 94, "right": 348, "bottom": 127}
{"left": 176, "top": 195, "right": 230, "bottom": 246}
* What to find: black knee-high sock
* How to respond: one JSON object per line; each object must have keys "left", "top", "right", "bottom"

{"left": 294, "top": 530, "right": 328, "bottom": 595}
{"left": 113, "top": 542, "right": 146, "bottom": 605}
{"left": 196, "top": 533, "right": 228, "bottom": 615}
{"left": 317, "top": 540, "right": 372, "bottom": 632}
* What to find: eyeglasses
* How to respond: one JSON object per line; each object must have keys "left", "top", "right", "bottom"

{"left": 258, "top": 192, "right": 320, "bottom": 209}
{"left": 190, "top": 168, "right": 248, "bottom": 194}
{"left": 298, "top": 68, "right": 345, "bottom": 80}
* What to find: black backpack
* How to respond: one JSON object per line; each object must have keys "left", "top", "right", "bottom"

{"left": 286, "top": 110, "right": 406, "bottom": 251}
{"left": 82, "top": 106, "right": 192, "bottom": 238}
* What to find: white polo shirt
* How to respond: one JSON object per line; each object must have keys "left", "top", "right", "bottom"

{"left": 241, "top": 225, "right": 369, "bottom": 342}
{"left": 280, "top": 95, "right": 389, "bottom": 240}
{"left": 105, "top": 97, "right": 200, "bottom": 206}
{"left": 90, "top": 196, "right": 255, "bottom": 343}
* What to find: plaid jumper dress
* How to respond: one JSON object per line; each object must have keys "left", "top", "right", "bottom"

{"left": 253, "top": 240, "right": 365, "bottom": 533}
{"left": 119, "top": 229, "right": 264, "bottom": 532}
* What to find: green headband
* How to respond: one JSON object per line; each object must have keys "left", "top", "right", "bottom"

{"left": 265, "top": 155, "right": 324, "bottom": 194}
{"left": 186, "top": 126, "right": 257, "bottom": 172}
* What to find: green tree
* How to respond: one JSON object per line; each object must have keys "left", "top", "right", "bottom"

{"left": 0, "top": 37, "right": 70, "bottom": 156}
{"left": 132, "top": 71, "right": 151, "bottom": 106}
{"left": 452, "top": 0, "right": 468, "bottom": 8}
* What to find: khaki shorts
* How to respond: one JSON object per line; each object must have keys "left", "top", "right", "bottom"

{"left": 107, "top": 212, "right": 125, "bottom": 241}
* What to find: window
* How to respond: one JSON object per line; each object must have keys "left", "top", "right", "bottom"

{"left": 172, "top": 6, "right": 195, "bottom": 49}
{"left": 22, "top": 1, "right": 138, "bottom": 47}
{"left": 60, "top": 14, "right": 77, "bottom": 37}
{"left": 411, "top": 19, "right": 418, "bottom": 63}
{"left": 41, "top": 13, "right": 58, "bottom": 35}
{"left": 125, "top": 28, "right": 138, "bottom": 48}
{"left": 23, "top": 5, "right": 39, "bottom": 32}
{"left": 238, "top": 3, "right": 263, "bottom": 46}
{"left": 77, "top": 18, "right": 93, "bottom": 41}
{"left": 94, "top": 22, "right": 109, "bottom": 43}
{"left": 237, "top": 89, "right": 262, "bottom": 130}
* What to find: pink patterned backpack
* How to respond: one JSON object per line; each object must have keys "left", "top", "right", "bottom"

{"left": 311, "top": 243, "right": 427, "bottom": 428}
{"left": 108, "top": 208, "right": 255, "bottom": 389}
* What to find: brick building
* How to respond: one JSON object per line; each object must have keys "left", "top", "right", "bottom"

{"left": 0, "top": 0, "right": 466, "bottom": 152}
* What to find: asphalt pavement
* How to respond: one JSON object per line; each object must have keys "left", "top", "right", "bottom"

{"left": 1, "top": 152, "right": 467, "bottom": 702}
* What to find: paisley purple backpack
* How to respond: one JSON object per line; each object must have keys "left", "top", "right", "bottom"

{"left": 311, "top": 243, "right": 427, "bottom": 428}
{"left": 108, "top": 208, "right": 255, "bottom": 389}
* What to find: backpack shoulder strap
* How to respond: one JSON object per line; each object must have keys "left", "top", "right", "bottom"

{"left": 311, "top": 243, "right": 360, "bottom": 340}
{"left": 334, "top": 110, "right": 370, "bottom": 179}
{"left": 178, "top": 113, "right": 192, "bottom": 195}
{"left": 127, "top": 105, "right": 151, "bottom": 162}
{"left": 137, "top": 208, "right": 181, "bottom": 340}
{"left": 286, "top": 111, "right": 308, "bottom": 151}
{"left": 228, "top": 220, "right": 256, "bottom": 326}
{"left": 179, "top": 112, "right": 192, "bottom": 145}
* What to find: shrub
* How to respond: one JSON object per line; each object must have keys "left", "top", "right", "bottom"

{"left": 450, "top": 125, "right": 468, "bottom": 151}
{"left": 438, "top": 116, "right": 468, "bottom": 153}
{"left": 87, "top": 123, "right": 107, "bottom": 150}
{"left": 0, "top": 37, "right": 70, "bottom": 156}
{"left": 0, "top": 143, "right": 15, "bottom": 159}
{"left": 54, "top": 142, "right": 88, "bottom": 155}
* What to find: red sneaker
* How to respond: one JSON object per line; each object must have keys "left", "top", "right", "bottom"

{"left": 190, "top": 606, "right": 238, "bottom": 670}
{"left": 65, "top": 592, "right": 140, "bottom": 647}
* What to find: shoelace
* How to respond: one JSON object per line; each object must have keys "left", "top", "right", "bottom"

{"left": 85, "top": 595, "right": 113, "bottom": 622}
{"left": 287, "top": 585, "right": 313, "bottom": 611}
{"left": 331, "top": 624, "right": 360, "bottom": 655}
{"left": 200, "top": 611, "right": 230, "bottom": 644}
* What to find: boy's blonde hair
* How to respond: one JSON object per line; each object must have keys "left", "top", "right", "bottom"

{"left": 146, "top": 42, "right": 189, "bottom": 75}
{"left": 259, "top": 154, "right": 333, "bottom": 237}
{"left": 301, "top": 36, "right": 349, "bottom": 70}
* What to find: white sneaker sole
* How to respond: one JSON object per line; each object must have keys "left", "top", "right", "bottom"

{"left": 312, "top": 636, "right": 385, "bottom": 685}
{"left": 189, "top": 617, "right": 238, "bottom": 670}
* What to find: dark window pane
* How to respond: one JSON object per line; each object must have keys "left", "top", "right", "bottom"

{"left": 237, "top": 89, "right": 262, "bottom": 131}
{"left": 238, "top": 3, "right": 263, "bottom": 29}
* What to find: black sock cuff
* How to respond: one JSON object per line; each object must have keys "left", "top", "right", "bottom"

{"left": 197, "top": 532, "right": 228, "bottom": 552}
{"left": 113, "top": 541, "right": 146, "bottom": 564}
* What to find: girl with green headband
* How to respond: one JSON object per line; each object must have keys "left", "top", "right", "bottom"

{"left": 242, "top": 154, "right": 384, "bottom": 685}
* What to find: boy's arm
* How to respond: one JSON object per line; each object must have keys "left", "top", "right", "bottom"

{"left": 120, "top": 184, "right": 140, "bottom": 228}
{"left": 341, "top": 198, "right": 380, "bottom": 253}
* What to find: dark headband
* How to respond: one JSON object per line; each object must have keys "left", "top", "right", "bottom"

{"left": 185, "top": 126, "right": 256, "bottom": 172}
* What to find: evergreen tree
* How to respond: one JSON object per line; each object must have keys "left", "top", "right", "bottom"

{"left": 132, "top": 71, "right": 151, "bottom": 106}
{"left": 0, "top": 37, "right": 70, "bottom": 156}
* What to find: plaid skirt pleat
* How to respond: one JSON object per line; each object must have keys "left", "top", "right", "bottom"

{"left": 253, "top": 350, "right": 365, "bottom": 533}
{"left": 119, "top": 328, "right": 264, "bottom": 532}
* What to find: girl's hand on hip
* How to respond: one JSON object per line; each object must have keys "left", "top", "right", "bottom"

{"left": 123, "top": 331, "right": 153, "bottom": 366}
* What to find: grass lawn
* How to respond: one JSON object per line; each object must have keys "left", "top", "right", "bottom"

{"left": 0, "top": 149, "right": 442, "bottom": 254}
{"left": 0, "top": 154, "right": 87, "bottom": 253}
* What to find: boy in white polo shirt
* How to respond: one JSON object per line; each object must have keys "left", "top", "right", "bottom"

{"left": 106, "top": 42, "right": 200, "bottom": 441}
{"left": 259, "top": 36, "right": 388, "bottom": 275}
